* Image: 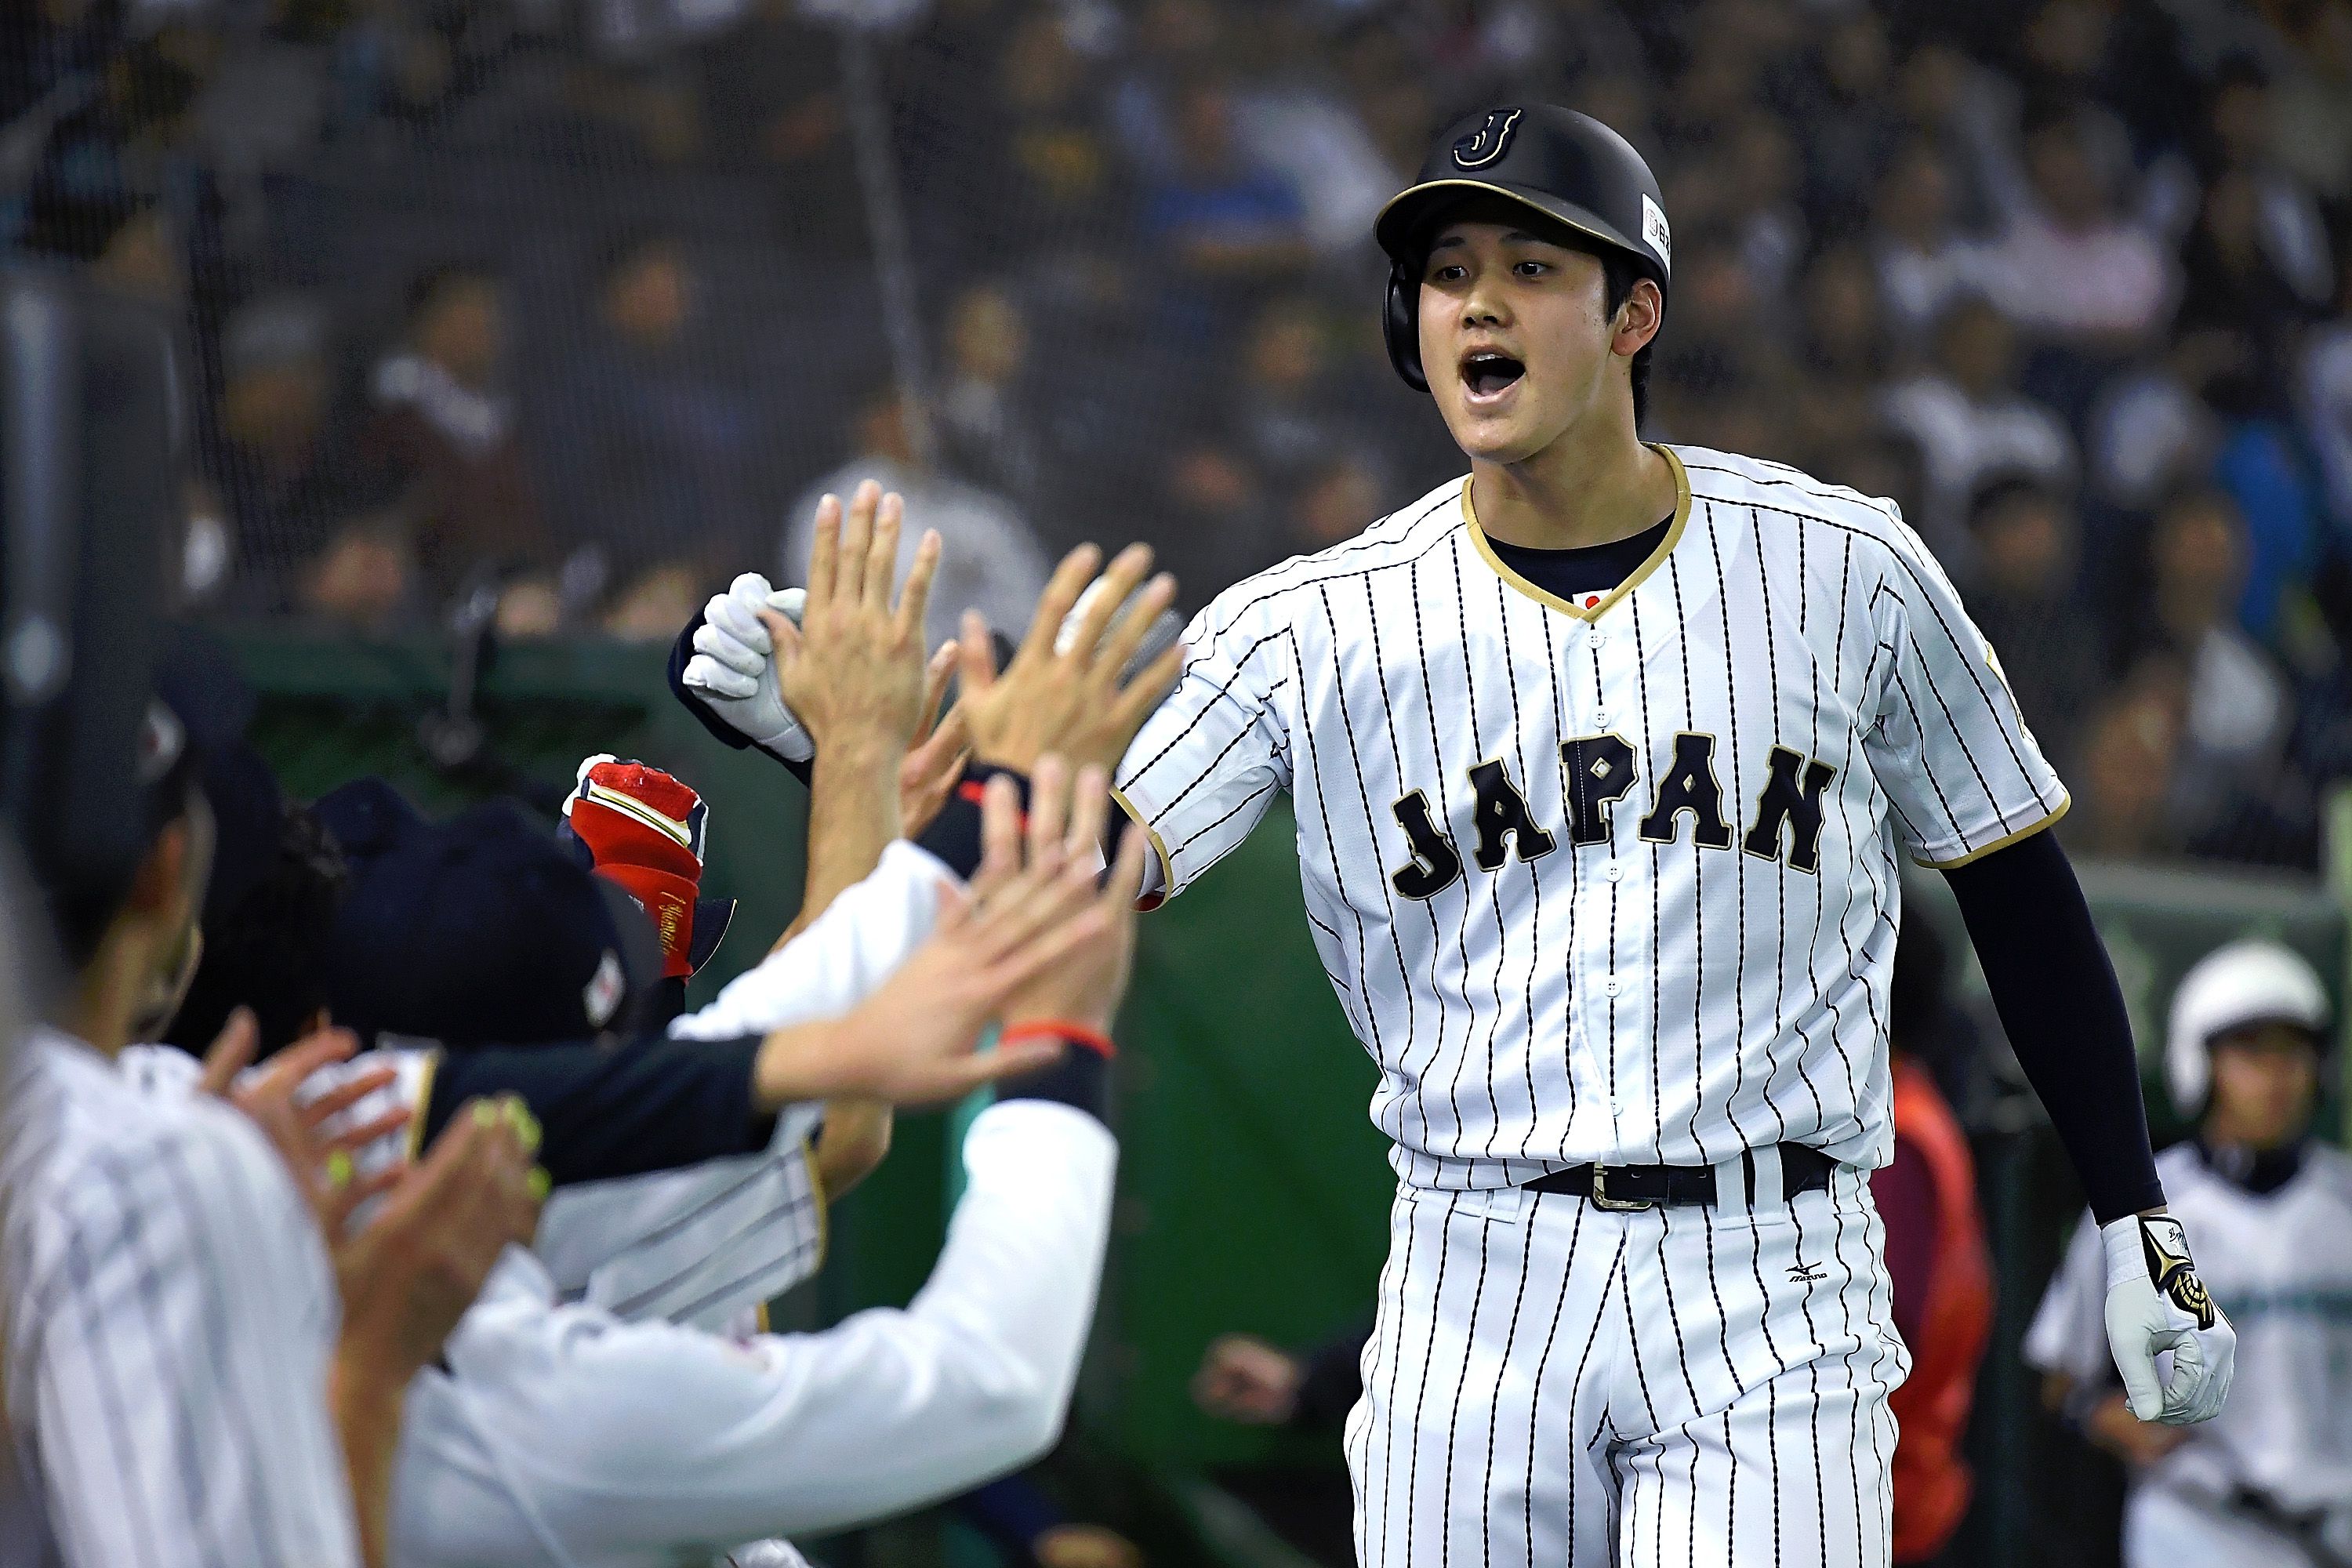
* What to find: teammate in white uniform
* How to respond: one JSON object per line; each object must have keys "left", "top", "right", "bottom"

{"left": 2027, "top": 940, "right": 2352, "bottom": 1568}
{"left": 2, "top": 710, "right": 354, "bottom": 1566}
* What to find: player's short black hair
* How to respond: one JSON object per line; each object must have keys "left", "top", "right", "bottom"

{"left": 163, "top": 801, "right": 350, "bottom": 1059}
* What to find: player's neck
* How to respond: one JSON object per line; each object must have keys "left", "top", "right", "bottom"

{"left": 1467, "top": 418, "right": 1672, "bottom": 552}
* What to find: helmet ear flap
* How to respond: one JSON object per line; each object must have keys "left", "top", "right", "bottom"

{"left": 1385, "top": 260, "right": 1428, "bottom": 394}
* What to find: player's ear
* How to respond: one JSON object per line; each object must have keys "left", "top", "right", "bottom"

{"left": 1613, "top": 278, "right": 1663, "bottom": 358}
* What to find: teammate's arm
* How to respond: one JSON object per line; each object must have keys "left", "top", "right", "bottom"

{"left": 408, "top": 771, "right": 1146, "bottom": 1561}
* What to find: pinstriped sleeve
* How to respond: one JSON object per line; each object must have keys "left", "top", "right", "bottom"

{"left": 1860, "top": 524, "right": 2068, "bottom": 866}
{"left": 26, "top": 1112, "right": 359, "bottom": 1568}
{"left": 1112, "top": 590, "right": 1294, "bottom": 905}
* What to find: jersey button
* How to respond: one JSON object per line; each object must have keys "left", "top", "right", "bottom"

{"left": 1605, "top": 864, "right": 1624, "bottom": 882}
{"left": 1603, "top": 978, "right": 1621, "bottom": 997}
{"left": 1590, "top": 631, "right": 1608, "bottom": 648}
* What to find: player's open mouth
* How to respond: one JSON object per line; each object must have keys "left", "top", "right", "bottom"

{"left": 1460, "top": 350, "right": 1526, "bottom": 402}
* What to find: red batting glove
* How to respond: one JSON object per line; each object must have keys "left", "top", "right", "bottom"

{"left": 562, "top": 754, "right": 712, "bottom": 979}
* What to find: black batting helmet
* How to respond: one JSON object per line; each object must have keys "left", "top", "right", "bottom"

{"left": 1374, "top": 105, "right": 1671, "bottom": 393}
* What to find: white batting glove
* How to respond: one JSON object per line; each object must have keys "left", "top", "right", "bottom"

{"left": 2101, "top": 1212, "right": 2235, "bottom": 1425}
{"left": 681, "top": 573, "right": 815, "bottom": 763}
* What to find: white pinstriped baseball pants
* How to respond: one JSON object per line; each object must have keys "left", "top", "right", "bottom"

{"left": 1345, "top": 1160, "right": 1906, "bottom": 1568}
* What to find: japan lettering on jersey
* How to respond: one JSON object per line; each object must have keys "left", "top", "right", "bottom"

{"left": 1114, "top": 445, "right": 2064, "bottom": 1188}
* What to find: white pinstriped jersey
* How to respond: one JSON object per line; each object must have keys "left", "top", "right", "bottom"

{"left": 0, "top": 1029, "right": 360, "bottom": 1568}
{"left": 1115, "top": 445, "right": 2065, "bottom": 1188}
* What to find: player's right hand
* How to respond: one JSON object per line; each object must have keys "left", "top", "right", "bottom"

{"left": 2100, "top": 1212, "right": 2236, "bottom": 1425}
{"left": 681, "top": 572, "right": 815, "bottom": 763}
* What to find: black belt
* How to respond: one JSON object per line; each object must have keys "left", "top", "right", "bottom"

{"left": 1520, "top": 1143, "right": 1837, "bottom": 1210}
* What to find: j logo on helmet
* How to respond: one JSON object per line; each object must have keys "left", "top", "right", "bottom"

{"left": 1452, "top": 108, "right": 1524, "bottom": 170}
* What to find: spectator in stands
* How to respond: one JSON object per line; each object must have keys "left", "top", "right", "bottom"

{"left": 936, "top": 281, "right": 1044, "bottom": 507}
{"left": 782, "top": 388, "right": 1051, "bottom": 649}
{"left": 2071, "top": 661, "right": 2188, "bottom": 861}
{"left": 1789, "top": 241, "right": 1890, "bottom": 470}
{"left": 364, "top": 264, "right": 550, "bottom": 604}
{"left": 1230, "top": 296, "right": 1350, "bottom": 495}
{"left": 1721, "top": 114, "right": 1807, "bottom": 303}
{"left": 212, "top": 292, "right": 347, "bottom": 590}
{"left": 565, "top": 233, "right": 764, "bottom": 568}
{"left": 1881, "top": 294, "right": 2075, "bottom": 558}
{"left": 2185, "top": 60, "right": 2334, "bottom": 333}
{"left": 1142, "top": 80, "right": 1311, "bottom": 307}
{"left": 2303, "top": 252, "right": 2352, "bottom": 534}
{"left": 1867, "top": 141, "right": 1980, "bottom": 352}
{"left": 1149, "top": 434, "right": 1275, "bottom": 607}
{"left": 2087, "top": 328, "right": 2237, "bottom": 521}
{"left": 1970, "top": 116, "right": 2171, "bottom": 418}
{"left": 2178, "top": 167, "right": 2330, "bottom": 398}
{"left": 2205, "top": 355, "right": 2330, "bottom": 646}
{"left": 1792, "top": 9, "right": 1903, "bottom": 232}
{"left": 2270, "top": 1, "right": 2352, "bottom": 211}
{"left": 2122, "top": 489, "right": 2295, "bottom": 845}
{"left": 1293, "top": 448, "right": 1391, "bottom": 555}
{"left": 1965, "top": 476, "right": 2100, "bottom": 759}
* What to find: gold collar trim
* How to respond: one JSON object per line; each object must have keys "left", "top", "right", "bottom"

{"left": 1463, "top": 445, "right": 1692, "bottom": 622}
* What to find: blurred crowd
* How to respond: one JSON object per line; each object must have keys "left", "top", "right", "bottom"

{"left": 9, "top": 0, "right": 2352, "bottom": 872}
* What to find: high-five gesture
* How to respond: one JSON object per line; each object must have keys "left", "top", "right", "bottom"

{"left": 751, "top": 757, "right": 1149, "bottom": 1109}
{"left": 764, "top": 480, "right": 941, "bottom": 760}
{"left": 957, "top": 543, "right": 1185, "bottom": 775}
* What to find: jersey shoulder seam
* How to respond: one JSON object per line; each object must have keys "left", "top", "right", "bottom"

{"left": 1200, "top": 486, "right": 1466, "bottom": 637}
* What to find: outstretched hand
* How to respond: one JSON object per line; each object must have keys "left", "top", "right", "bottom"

{"left": 764, "top": 479, "right": 941, "bottom": 761}
{"left": 958, "top": 543, "right": 1184, "bottom": 776}
{"left": 753, "top": 757, "right": 1142, "bottom": 1108}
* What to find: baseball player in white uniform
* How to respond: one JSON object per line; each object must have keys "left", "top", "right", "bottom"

{"left": 1102, "top": 107, "right": 2237, "bottom": 1566}
{"left": 2027, "top": 939, "right": 2352, "bottom": 1568}
{"left": 680, "top": 104, "right": 2241, "bottom": 1568}
{"left": 0, "top": 707, "right": 369, "bottom": 1568}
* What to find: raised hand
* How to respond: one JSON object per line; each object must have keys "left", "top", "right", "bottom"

{"left": 764, "top": 480, "right": 940, "bottom": 762}
{"left": 899, "top": 641, "right": 972, "bottom": 837}
{"left": 995, "top": 754, "right": 1148, "bottom": 1036}
{"left": 753, "top": 758, "right": 1138, "bottom": 1108}
{"left": 681, "top": 575, "right": 812, "bottom": 762}
{"left": 957, "top": 544, "right": 1185, "bottom": 775}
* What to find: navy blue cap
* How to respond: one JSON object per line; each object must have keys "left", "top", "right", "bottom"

{"left": 197, "top": 741, "right": 285, "bottom": 927}
{"left": 326, "top": 797, "right": 662, "bottom": 1046}
{"left": 314, "top": 777, "right": 426, "bottom": 867}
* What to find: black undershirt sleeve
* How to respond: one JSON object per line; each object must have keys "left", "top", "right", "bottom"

{"left": 1941, "top": 827, "right": 2165, "bottom": 1224}
{"left": 423, "top": 1033, "right": 778, "bottom": 1188}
